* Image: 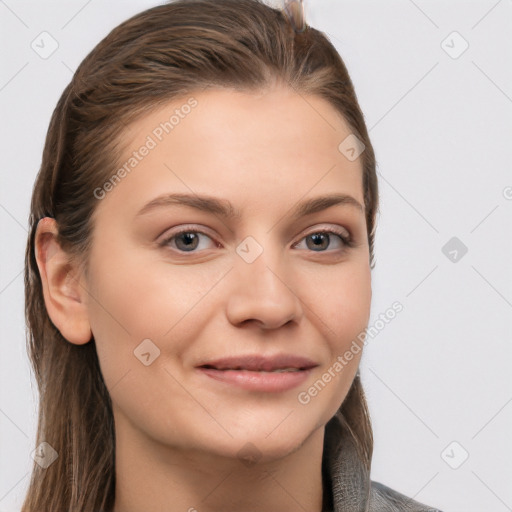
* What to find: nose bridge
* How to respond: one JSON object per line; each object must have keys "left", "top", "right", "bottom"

{"left": 226, "top": 232, "right": 303, "bottom": 328}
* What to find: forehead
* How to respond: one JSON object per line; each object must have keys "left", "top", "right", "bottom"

{"left": 94, "top": 86, "right": 365, "bottom": 220}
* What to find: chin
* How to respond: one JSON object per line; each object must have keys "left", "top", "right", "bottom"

{"left": 211, "top": 419, "right": 317, "bottom": 463}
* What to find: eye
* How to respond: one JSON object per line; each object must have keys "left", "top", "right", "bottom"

{"left": 293, "top": 228, "right": 353, "bottom": 252}
{"left": 159, "top": 226, "right": 354, "bottom": 254}
{"left": 159, "top": 227, "right": 218, "bottom": 253}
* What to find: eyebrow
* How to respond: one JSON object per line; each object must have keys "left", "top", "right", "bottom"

{"left": 135, "top": 192, "right": 364, "bottom": 220}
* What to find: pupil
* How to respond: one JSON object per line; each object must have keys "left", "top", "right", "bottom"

{"left": 308, "top": 233, "right": 328, "bottom": 250}
{"left": 177, "top": 233, "right": 198, "bottom": 251}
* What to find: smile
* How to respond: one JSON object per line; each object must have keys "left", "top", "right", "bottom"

{"left": 197, "top": 366, "right": 316, "bottom": 392}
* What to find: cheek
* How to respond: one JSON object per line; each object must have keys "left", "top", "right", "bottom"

{"left": 84, "top": 246, "right": 227, "bottom": 380}
{"left": 294, "top": 260, "right": 371, "bottom": 421}
{"left": 314, "top": 261, "right": 371, "bottom": 392}
{"left": 310, "top": 260, "right": 372, "bottom": 347}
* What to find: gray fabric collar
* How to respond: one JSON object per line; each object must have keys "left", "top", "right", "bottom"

{"left": 322, "top": 410, "right": 371, "bottom": 512}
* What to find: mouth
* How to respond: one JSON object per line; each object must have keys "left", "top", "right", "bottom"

{"left": 199, "top": 365, "right": 309, "bottom": 373}
{"left": 196, "top": 354, "right": 318, "bottom": 392}
{"left": 197, "top": 354, "right": 318, "bottom": 372}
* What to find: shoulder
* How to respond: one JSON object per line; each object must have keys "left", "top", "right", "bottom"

{"left": 369, "top": 480, "right": 444, "bottom": 512}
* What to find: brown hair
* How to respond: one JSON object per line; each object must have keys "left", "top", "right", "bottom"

{"left": 23, "top": 1, "right": 378, "bottom": 510}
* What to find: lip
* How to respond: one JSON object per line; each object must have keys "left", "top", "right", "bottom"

{"left": 197, "top": 367, "right": 315, "bottom": 392}
{"left": 197, "top": 354, "right": 318, "bottom": 372}
{"left": 196, "top": 354, "right": 318, "bottom": 392}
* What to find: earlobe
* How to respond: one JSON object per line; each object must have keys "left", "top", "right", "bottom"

{"left": 34, "top": 217, "right": 92, "bottom": 345}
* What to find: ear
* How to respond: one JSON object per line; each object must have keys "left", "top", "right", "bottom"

{"left": 34, "top": 217, "right": 92, "bottom": 345}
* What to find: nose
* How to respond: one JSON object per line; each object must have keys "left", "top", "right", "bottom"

{"left": 225, "top": 243, "right": 304, "bottom": 330}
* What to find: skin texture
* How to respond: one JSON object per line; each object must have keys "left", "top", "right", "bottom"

{"left": 35, "top": 85, "right": 372, "bottom": 512}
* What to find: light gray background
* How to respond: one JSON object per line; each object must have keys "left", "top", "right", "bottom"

{"left": 1, "top": 1, "right": 511, "bottom": 511}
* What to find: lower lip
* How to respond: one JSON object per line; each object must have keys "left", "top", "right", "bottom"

{"left": 197, "top": 367, "right": 314, "bottom": 392}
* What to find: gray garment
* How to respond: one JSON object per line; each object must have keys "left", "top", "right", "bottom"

{"left": 322, "top": 411, "right": 443, "bottom": 512}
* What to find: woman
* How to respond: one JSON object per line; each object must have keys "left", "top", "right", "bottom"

{"left": 23, "top": 0, "right": 443, "bottom": 510}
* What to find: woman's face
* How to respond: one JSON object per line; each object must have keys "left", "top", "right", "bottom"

{"left": 85, "top": 85, "right": 371, "bottom": 462}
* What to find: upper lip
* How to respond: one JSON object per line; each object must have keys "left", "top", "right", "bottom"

{"left": 197, "top": 354, "right": 318, "bottom": 371}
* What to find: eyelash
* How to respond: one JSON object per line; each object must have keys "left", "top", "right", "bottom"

{"left": 158, "top": 226, "right": 355, "bottom": 254}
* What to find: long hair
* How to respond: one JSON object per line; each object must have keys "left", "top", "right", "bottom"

{"left": 23, "top": 1, "right": 378, "bottom": 510}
